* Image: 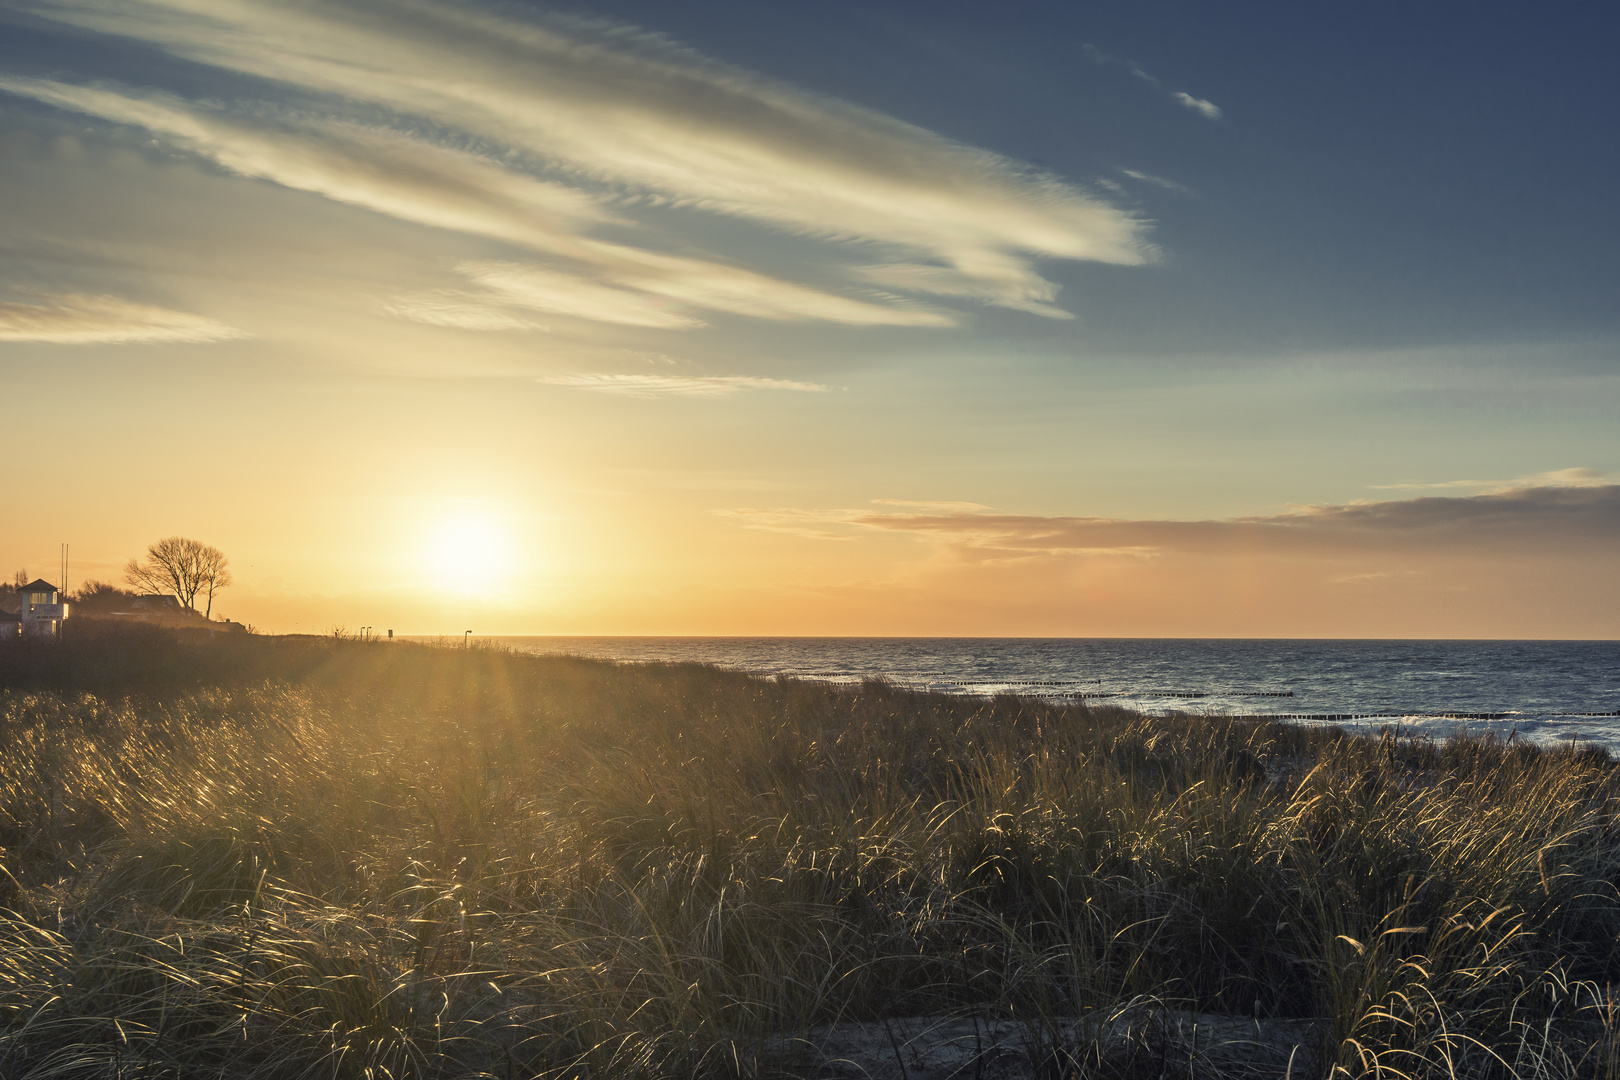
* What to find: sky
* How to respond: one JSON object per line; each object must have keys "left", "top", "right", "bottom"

{"left": 1, "top": 0, "right": 1616, "bottom": 637}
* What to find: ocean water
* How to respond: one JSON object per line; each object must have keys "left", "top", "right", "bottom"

{"left": 492, "top": 637, "right": 1620, "bottom": 751}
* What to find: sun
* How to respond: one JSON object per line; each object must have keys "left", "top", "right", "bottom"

{"left": 423, "top": 511, "right": 515, "bottom": 591}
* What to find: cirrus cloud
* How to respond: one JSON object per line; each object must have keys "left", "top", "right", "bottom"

{"left": 718, "top": 482, "right": 1620, "bottom": 635}
{"left": 725, "top": 481, "right": 1620, "bottom": 564}
{"left": 1369, "top": 468, "right": 1611, "bottom": 493}
{"left": 847, "top": 483, "right": 1620, "bottom": 560}
{"left": 1080, "top": 43, "right": 1224, "bottom": 121}
{"left": 12, "top": 0, "right": 1150, "bottom": 321}
{"left": 0, "top": 75, "right": 954, "bottom": 330}
{"left": 0, "top": 76, "right": 616, "bottom": 249}
{"left": 540, "top": 373, "right": 827, "bottom": 398}
{"left": 0, "top": 293, "right": 245, "bottom": 344}
{"left": 1170, "top": 92, "right": 1223, "bottom": 121}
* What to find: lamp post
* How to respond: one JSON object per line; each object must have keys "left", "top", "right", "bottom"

{"left": 464, "top": 630, "right": 472, "bottom": 648}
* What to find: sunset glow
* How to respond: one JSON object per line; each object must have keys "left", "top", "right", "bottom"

{"left": 422, "top": 512, "right": 515, "bottom": 593}
{"left": 2, "top": 1, "right": 1615, "bottom": 637}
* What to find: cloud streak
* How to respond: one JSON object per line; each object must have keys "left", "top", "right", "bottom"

{"left": 0, "top": 293, "right": 245, "bottom": 343}
{"left": 1170, "top": 92, "right": 1222, "bottom": 121}
{"left": 869, "top": 499, "right": 993, "bottom": 512}
{"left": 713, "top": 507, "right": 861, "bottom": 540}
{"left": 459, "top": 257, "right": 950, "bottom": 329}
{"left": 854, "top": 484, "right": 1620, "bottom": 559}
{"left": 1081, "top": 44, "right": 1224, "bottom": 121}
{"left": 1, "top": 76, "right": 944, "bottom": 329}
{"left": 381, "top": 294, "right": 546, "bottom": 331}
{"left": 717, "top": 483, "right": 1620, "bottom": 636}
{"left": 1121, "top": 169, "right": 1191, "bottom": 194}
{"left": 1370, "top": 468, "right": 1611, "bottom": 493}
{"left": 540, "top": 373, "right": 827, "bottom": 398}
{"left": 0, "top": 77, "right": 615, "bottom": 249}
{"left": 14, "top": 0, "right": 1152, "bottom": 320}
{"left": 727, "top": 482, "right": 1620, "bottom": 564}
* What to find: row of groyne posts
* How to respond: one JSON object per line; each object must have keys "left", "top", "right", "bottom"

{"left": 795, "top": 675, "right": 1620, "bottom": 721}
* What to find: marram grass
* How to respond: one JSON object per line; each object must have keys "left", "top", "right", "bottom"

{"left": 0, "top": 633, "right": 1618, "bottom": 1078}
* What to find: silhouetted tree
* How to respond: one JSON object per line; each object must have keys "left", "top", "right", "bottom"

{"left": 72, "top": 579, "right": 141, "bottom": 612}
{"left": 125, "top": 538, "right": 233, "bottom": 618}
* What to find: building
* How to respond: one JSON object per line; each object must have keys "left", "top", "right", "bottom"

{"left": 83, "top": 593, "right": 247, "bottom": 634}
{"left": 2, "top": 579, "right": 70, "bottom": 638}
{"left": 119, "top": 594, "right": 190, "bottom": 621}
{"left": 1, "top": 583, "right": 246, "bottom": 637}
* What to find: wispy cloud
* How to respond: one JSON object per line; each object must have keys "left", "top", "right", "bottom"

{"left": 13, "top": 0, "right": 1152, "bottom": 321}
{"left": 460, "top": 258, "right": 949, "bottom": 328}
{"left": 727, "top": 480, "right": 1620, "bottom": 563}
{"left": 868, "top": 483, "right": 1620, "bottom": 559}
{"left": 1081, "top": 44, "right": 1223, "bottom": 121}
{"left": 1371, "top": 468, "right": 1611, "bottom": 493}
{"left": 869, "top": 498, "right": 992, "bottom": 512}
{"left": 719, "top": 499, "right": 1155, "bottom": 556}
{"left": 540, "top": 374, "right": 827, "bottom": 398}
{"left": 1170, "top": 92, "right": 1222, "bottom": 120}
{"left": 0, "top": 77, "right": 615, "bottom": 249}
{"left": 719, "top": 501, "right": 995, "bottom": 540}
{"left": 382, "top": 293, "right": 547, "bottom": 331}
{"left": 1328, "top": 570, "right": 1424, "bottom": 585}
{"left": 455, "top": 263, "right": 704, "bottom": 330}
{"left": 712, "top": 508, "right": 862, "bottom": 540}
{"left": 0, "top": 293, "right": 245, "bottom": 343}
{"left": 1121, "top": 169, "right": 1190, "bottom": 193}
{"left": 1, "top": 76, "right": 958, "bottom": 330}
{"left": 718, "top": 482, "right": 1620, "bottom": 634}
{"left": 1264, "top": 482, "right": 1619, "bottom": 538}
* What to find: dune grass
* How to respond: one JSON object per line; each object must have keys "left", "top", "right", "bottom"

{"left": 0, "top": 630, "right": 1618, "bottom": 1077}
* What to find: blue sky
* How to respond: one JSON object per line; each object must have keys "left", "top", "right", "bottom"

{"left": 575, "top": 0, "right": 1618, "bottom": 348}
{"left": 1, "top": 0, "right": 1615, "bottom": 634}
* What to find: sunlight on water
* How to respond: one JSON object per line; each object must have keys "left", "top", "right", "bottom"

{"left": 493, "top": 637, "right": 1620, "bottom": 750}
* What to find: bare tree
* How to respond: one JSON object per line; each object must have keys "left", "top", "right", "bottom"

{"left": 124, "top": 537, "right": 233, "bottom": 618}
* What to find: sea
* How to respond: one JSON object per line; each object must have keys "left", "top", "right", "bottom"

{"left": 490, "top": 638, "right": 1620, "bottom": 752}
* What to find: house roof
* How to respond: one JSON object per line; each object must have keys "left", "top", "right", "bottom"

{"left": 19, "top": 579, "right": 58, "bottom": 593}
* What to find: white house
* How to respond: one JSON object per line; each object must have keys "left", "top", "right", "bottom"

{"left": 16, "top": 578, "right": 69, "bottom": 637}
